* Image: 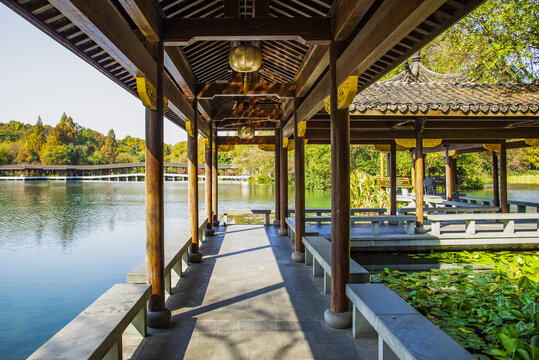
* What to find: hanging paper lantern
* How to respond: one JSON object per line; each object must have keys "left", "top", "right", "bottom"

{"left": 229, "top": 45, "right": 262, "bottom": 73}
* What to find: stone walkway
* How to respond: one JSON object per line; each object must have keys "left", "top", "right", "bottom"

{"left": 131, "top": 224, "right": 375, "bottom": 360}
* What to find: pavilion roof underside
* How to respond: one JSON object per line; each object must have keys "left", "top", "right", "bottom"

{"left": 4, "top": 0, "right": 496, "bottom": 139}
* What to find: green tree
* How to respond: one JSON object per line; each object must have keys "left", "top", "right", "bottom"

{"left": 41, "top": 145, "right": 70, "bottom": 165}
{"left": 0, "top": 143, "right": 9, "bottom": 165}
{"left": 305, "top": 145, "right": 331, "bottom": 190}
{"left": 100, "top": 129, "right": 117, "bottom": 163}
{"left": 17, "top": 117, "right": 46, "bottom": 163}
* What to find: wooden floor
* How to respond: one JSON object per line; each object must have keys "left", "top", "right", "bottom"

{"left": 131, "top": 224, "right": 375, "bottom": 360}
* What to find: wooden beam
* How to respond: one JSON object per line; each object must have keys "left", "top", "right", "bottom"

{"left": 216, "top": 136, "right": 274, "bottom": 145}
{"left": 445, "top": 147, "right": 453, "bottom": 200}
{"left": 205, "top": 123, "right": 213, "bottom": 234}
{"left": 214, "top": 108, "right": 282, "bottom": 121}
{"left": 48, "top": 0, "right": 207, "bottom": 135}
{"left": 415, "top": 119, "right": 424, "bottom": 230}
{"left": 254, "top": 0, "right": 270, "bottom": 17}
{"left": 163, "top": 17, "right": 331, "bottom": 46}
{"left": 117, "top": 0, "right": 163, "bottom": 41}
{"left": 198, "top": 82, "right": 295, "bottom": 99}
{"left": 211, "top": 125, "right": 219, "bottom": 226}
{"left": 188, "top": 100, "right": 201, "bottom": 262}
{"left": 279, "top": 120, "right": 288, "bottom": 235}
{"left": 331, "top": 0, "right": 376, "bottom": 41}
{"left": 305, "top": 128, "right": 539, "bottom": 140}
{"left": 492, "top": 152, "right": 499, "bottom": 207}
{"left": 390, "top": 141, "right": 397, "bottom": 215}
{"left": 224, "top": 0, "right": 240, "bottom": 18}
{"left": 500, "top": 141, "right": 508, "bottom": 213}
{"left": 293, "top": 98, "right": 305, "bottom": 258}
{"left": 274, "top": 124, "right": 281, "bottom": 226}
{"left": 294, "top": 45, "right": 328, "bottom": 98}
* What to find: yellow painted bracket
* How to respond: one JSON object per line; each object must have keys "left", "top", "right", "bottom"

{"left": 283, "top": 137, "right": 288, "bottom": 148}
{"left": 297, "top": 120, "right": 307, "bottom": 137}
{"left": 258, "top": 144, "right": 275, "bottom": 152}
{"left": 185, "top": 120, "right": 195, "bottom": 137}
{"left": 395, "top": 139, "right": 442, "bottom": 148}
{"left": 483, "top": 144, "right": 501, "bottom": 153}
{"left": 525, "top": 139, "right": 539, "bottom": 147}
{"left": 136, "top": 77, "right": 169, "bottom": 112}
{"left": 324, "top": 76, "right": 358, "bottom": 114}
{"left": 218, "top": 145, "right": 234, "bottom": 152}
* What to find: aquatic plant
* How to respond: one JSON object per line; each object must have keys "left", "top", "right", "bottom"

{"left": 373, "top": 251, "right": 539, "bottom": 359}
{"left": 350, "top": 170, "right": 389, "bottom": 209}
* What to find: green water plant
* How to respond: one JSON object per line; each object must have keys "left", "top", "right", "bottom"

{"left": 350, "top": 170, "right": 389, "bottom": 209}
{"left": 374, "top": 251, "right": 539, "bottom": 359}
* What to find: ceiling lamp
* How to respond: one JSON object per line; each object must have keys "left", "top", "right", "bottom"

{"left": 238, "top": 126, "right": 255, "bottom": 140}
{"left": 229, "top": 45, "right": 262, "bottom": 73}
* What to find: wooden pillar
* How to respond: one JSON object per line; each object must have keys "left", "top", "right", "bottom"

{"left": 327, "top": 41, "right": 351, "bottom": 328}
{"left": 410, "top": 151, "right": 415, "bottom": 189}
{"left": 293, "top": 99, "right": 305, "bottom": 261}
{"left": 445, "top": 147, "right": 453, "bottom": 200}
{"left": 389, "top": 142, "right": 397, "bottom": 216}
{"left": 274, "top": 124, "right": 281, "bottom": 226}
{"left": 212, "top": 126, "right": 218, "bottom": 226}
{"left": 205, "top": 121, "right": 214, "bottom": 236}
{"left": 492, "top": 151, "right": 500, "bottom": 208}
{"left": 278, "top": 121, "right": 288, "bottom": 236}
{"left": 380, "top": 152, "right": 385, "bottom": 177}
{"left": 415, "top": 119, "right": 424, "bottom": 230}
{"left": 500, "top": 141, "right": 508, "bottom": 213}
{"left": 451, "top": 157, "right": 457, "bottom": 194}
{"left": 188, "top": 100, "right": 202, "bottom": 262}
{"left": 145, "top": 40, "right": 170, "bottom": 326}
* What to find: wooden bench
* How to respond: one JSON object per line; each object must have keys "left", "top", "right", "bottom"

{"left": 300, "top": 215, "right": 416, "bottom": 236}
{"left": 346, "top": 284, "right": 475, "bottom": 360}
{"left": 427, "top": 213, "right": 539, "bottom": 236}
{"left": 29, "top": 284, "right": 151, "bottom": 360}
{"left": 285, "top": 217, "right": 319, "bottom": 243}
{"left": 288, "top": 208, "right": 386, "bottom": 226}
{"left": 303, "top": 236, "right": 369, "bottom": 294}
{"left": 127, "top": 216, "right": 207, "bottom": 294}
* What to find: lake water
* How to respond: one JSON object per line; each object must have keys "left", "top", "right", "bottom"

{"left": 0, "top": 181, "right": 537, "bottom": 359}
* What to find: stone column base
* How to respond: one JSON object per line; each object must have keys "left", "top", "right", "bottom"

{"left": 278, "top": 228, "right": 288, "bottom": 236}
{"left": 188, "top": 251, "right": 202, "bottom": 263}
{"left": 204, "top": 228, "right": 215, "bottom": 237}
{"left": 324, "top": 308, "right": 352, "bottom": 329}
{"left": 148, "top": 308, "right": 171, "bottom": 328}
{"left": 291, "top": 251, "right": 305, "bottom": 262}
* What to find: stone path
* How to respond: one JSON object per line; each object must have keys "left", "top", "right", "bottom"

{"left": 131, "top": 224, "right": 375, "bottom": 360}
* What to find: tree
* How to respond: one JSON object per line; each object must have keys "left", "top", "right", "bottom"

{"left": 41, "top": 145, "right": 70, "bottom": 165}
{"left": 305, "top": 145, "right": 331, "bottom": 190}
{"left": 17, "top": 117, "right": 46, "bottom": 163}
{"left": 0, "top": 143, "right": 9, "bottom": 165}
{"left": 100, "top": 129, "right": 117, "bottom": 163}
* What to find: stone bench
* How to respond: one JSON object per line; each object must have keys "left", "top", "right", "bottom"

{"left": 223, "top": 209, "right": 271, "bottom": 225}
{"left": 127, "top": 216, "right": 207, "bottom": 294}
{"left": 398, "top": 206, "right": 499, "bottom": 215}
{"left": 303, "top": 236, "right": 369, "bottom": 294}
{"left": 285, "top": 217, "right": 319, "bottom": 243}
{"left": 29, "top": 284, "right": 151, "bottom": 360}
{"left": 301, "top": 215, "right": 416, "bottom": 236}
{"left": 427, "top": 213, "right": 539, "bottom": 236}
{"left": 251, "top": 208, "right": 272, "bottom": 225}
{"left": 288, "top": 208, "right": 386, "bottom": 226}
{"left": 346, "top": 283, "right": 475, "bottom": 360}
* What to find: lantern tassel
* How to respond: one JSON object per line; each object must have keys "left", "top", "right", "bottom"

{"left": 243, "top": 75, "right": 247, "bottom": 96}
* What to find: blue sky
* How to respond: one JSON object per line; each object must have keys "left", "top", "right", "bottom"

{"left": 0, "top": 4, "right": 187, "bottom": 144}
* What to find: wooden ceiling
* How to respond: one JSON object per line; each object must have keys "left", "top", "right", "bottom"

{"left": 3, "top": 0, "right": 509, "bottom": 141}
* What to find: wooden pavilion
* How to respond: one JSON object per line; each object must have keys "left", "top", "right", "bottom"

{"left": 4, "top": 0, "right": 531, "bottom": 331}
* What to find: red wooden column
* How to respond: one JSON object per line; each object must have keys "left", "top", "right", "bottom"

{"left": 212, "top": 126, "right": 219, "bottom": 226}
{"left": 389, "top": 141, "right": 397, "bottom": 216}
{"left": 325, "top": 41, "right": 351, "bottom": 329}
{"left": 451, "top": 157, "right": 457, "bottom": 195}
{"left": 492, "top": 152, "right": 500, "bottom": 208}
{"left": 205, "top": 121, "right": 214, "bottom": 236}
{"left": 278, "top": 121, "right": 288, "bottom": 236}
{"left": 274, "top": 123, "right": 281, "bottom": 227}
{"left": 445, "top": 147, "right": 453, "bottom": 200}
{"left": 188, "top": 100, "right": 202, "bottom": 262}
{"left": 292, "top": 99, "right": 305, "bottom": 262}
{"left": 415, "top": 119, "right": 425, "bottom": 232}
{"left": 500, "top": 141, "right": 508, "bottom": 213}
{"left": 145, "top": 41, "right": 170, "bottom": 327}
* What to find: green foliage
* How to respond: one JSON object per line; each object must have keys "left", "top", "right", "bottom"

{"left": 40, "top": 145, "right": 70, "bottom": 165}
{"left": 351, "top": 145, "right": 379, "bottom": 175}
{"left": 229, "top": 145, "right": 275, "bottom": 183}
{"left": 0, "top": 120, "right": 32, "bottom": 142}
{"left": 101, "top": 129, "right": 117, "bottom": 163}
{"left": 374, "top": 251, "right": 539, "bottom": 359}
{"left": 305, "top": 145, "right": 331, "bottom": 190}
{"left": 0, "top": 143, "right": 9, "bottom": 165}
{"left": 350, "top": 170, "right": 389, "bottom": 208}
{"left": 17, "top": 117, "right": 46, "bottom": 163}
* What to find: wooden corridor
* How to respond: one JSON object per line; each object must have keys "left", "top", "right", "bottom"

{"left": 131, "top": 224, "right": 374, "bottom": 360}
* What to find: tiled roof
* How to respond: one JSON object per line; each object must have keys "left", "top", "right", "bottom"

{"left": 350, "top": 81, "right": 539, "bottom": 115}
